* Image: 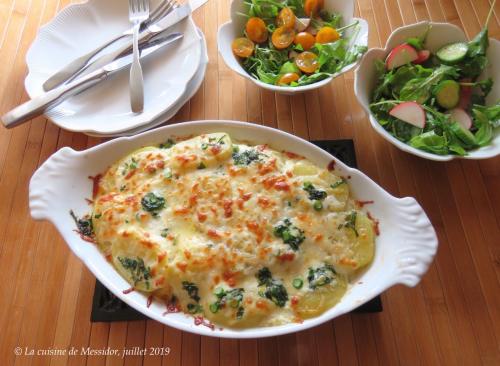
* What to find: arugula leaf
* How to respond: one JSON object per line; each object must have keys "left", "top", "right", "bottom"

{"left": 473, "top": 108, "right": 494, "bottom": 146}
{"left": 399, "top": 65, "right": 458, "bottom": 103}
{"left": 405, "top": 26, "right": 430, "bottom": 51}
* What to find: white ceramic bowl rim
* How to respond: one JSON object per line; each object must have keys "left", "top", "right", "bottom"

{"left": 354, "top": 21, "right": 500, "bottom": 161}
{"left": 217, "top": 0, "right": 369, "bottom": 94}
{"left": 29, "top": 120, "right": 438, "bottom": 338}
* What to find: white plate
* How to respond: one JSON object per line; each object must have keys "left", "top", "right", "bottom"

{"left": 354, "top": 21, "right": 500, "bottom": 161}
{"left": 218, "top": 0, "right": 368, "bottom": 95}
{"left": 25, "top": 0, "right": 202, "bottom": 135}
{"left": 29, "top": 121, "right": 438, "bottom": 338}
{"left": 87, "top": 28, "right": 209, "bottom": 138}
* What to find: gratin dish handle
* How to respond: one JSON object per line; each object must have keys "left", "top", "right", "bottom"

{"left": 29, "top": 147, "right": 79, "bottom": 220}
{"left": 391, "top": 197, "right": 438, "bottom": 287}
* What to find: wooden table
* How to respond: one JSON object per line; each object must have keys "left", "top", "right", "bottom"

{"left": 1, "top": 0, "right": 499, "bottom": 365}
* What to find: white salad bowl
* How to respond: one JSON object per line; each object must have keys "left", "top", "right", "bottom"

{"left": 29, "top": 121, "right": 437, "bottom": 338}
{"left": 218, "top": 0, "right": 368, "bottom": 95}
{"left": 354, "top": 21, "right": 500, "bottom": 161}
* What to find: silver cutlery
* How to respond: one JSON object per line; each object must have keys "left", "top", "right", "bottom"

{"left": 2, "top": 32, "right": 183, "bottom": 128}
{"left": 42, "top": 0, "right": 179, "bottom": 91}
{"left": 128, "top": 0, "right": 150, "bottom": 113}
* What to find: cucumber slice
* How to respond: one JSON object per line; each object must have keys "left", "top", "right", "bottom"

{"left": 450, "top": 122, "right": 477, "bottom": 147}
{"left": 436, "top": 42, "right": 468, "bottom": 64}
{"left": 435, "top": 80, "right": 460, "bottom": 109}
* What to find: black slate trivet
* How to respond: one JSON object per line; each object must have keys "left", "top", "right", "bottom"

{"left": 91, "top": 139, "right": 382, "bottom": 322}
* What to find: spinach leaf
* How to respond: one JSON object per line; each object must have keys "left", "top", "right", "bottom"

{"left": 182, "top": 281, "right": 201, "bottom": 302}
{"left": 302, "top": 181, "right": 327, "bottom": 200}
{"left": 70, "top": 210, "right": 94, "bottom": 237}
{"left": 409, "top": 131, "right": 449, "bottom": 155}
{"left": 307, "top": 264, "right": 338, "bottom": 289}
{"left": 473, "top": 108, "right": 494, "bottom": 146}
{"left": 256, "top": 268, "right": 288, "bottom": 307}
{"left": 399, "top": 65, "right": 458, "bottom": 103}
{"left": 273, "top": 218, "right": 305, "bottom": 251}
{"left": 118, "top": 257, "right": 152, "bottom": 288}
{"left": 209, "top": 287, "right": 245, "bottom": 318}
{"left": 232, "top": 148, "right": 262, "bottom": 165}
{"left": 141, "top": 192, "right": 166, "bottom": 213}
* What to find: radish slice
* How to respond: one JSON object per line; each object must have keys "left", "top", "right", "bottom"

{"left": 449, "top": 108, "right": 472, "bottom": 130}
{"left": 389, "top": 102, "right": 426, "bottom": 128}
{"left": 386, "top": 44, "right": 419, "bottom": 70}
{"left": 458, "top": 78, "right": 472, "bottom": 110}
{"left": 413, "top": 50, "right": 430, "bottom": 64}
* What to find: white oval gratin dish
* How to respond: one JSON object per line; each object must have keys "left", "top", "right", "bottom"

{"left": 354, "top": 21, "right": 500, "bottom": 161}
{"left": 29, "top": 121, "right": 438, "bottom": 338}
{"left": 218, "top": 0, "right": 368, "bottom": 95}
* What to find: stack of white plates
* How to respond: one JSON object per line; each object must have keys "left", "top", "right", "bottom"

{"left": 25, "top": 0, "right": 208, "bottom": 137}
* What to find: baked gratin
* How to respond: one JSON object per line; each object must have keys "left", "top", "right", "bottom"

{"left": 75, "top": 133, "right": 376, "bottom": 328}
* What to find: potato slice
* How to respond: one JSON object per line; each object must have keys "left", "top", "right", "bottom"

{"left": 295, "top": 274, "right": 347, "bottom": 319}
{"left": 334, "top": 211, "right": 375, "bottom": 274}
{"left": 171, "top": 133, "right": 232, "bottom": 170}
{"left": 111, "top": 227, "right": 165, "bottom": 292}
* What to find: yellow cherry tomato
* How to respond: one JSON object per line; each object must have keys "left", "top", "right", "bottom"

{"left": 277, "top": 72, "right": 300, "bottom": 85}
{"left": 316, "top": 26, "right": 340, "bottom": 44}
{"left": 294, "top": 32, "right": 315, "bottom": 51}
{"left": 272, "top": 26, "right": 295, "bottom": 49}
{"left": 295, "top": 51, "right": 319, "bottom": 73}
{"left": 246, "top": 17, "right": 268, "bottom": 43}
{"left": 277, "top": 7, "right": 295, "bottom": 29}
{"left": 304, "top": 0, "right": 323, "bottom": 17}
{"left": 231, "top": 37, "right": 255, "bottom": 58}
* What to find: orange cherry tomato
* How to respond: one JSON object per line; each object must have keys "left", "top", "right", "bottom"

{"left": 277, "top": 72, "right": 300, "bottom": 85}
{"left": 246, "top": 17, "right": 268, "bottom": 43}
{"left": 272, "top": 26, "right": 295, "bottom": 49}
{"left": 316, "top": 26, "right": 340, "bottom": 44}
{"left": 294, "top": 32, "right": 315, "bottom": 51}
{"left": 295, "top": 51, "right": 319, "bottom": 73}
{"left": 304, "top": 0, "right": 323, "bottom": 17}
{"left": 231, "top": 37, "right": 255, "bottom": 58}
{"left": 277, "top": 7, "right": 295, "bottom": 29}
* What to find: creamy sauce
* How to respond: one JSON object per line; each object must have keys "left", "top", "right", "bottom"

{"left": 91, "top": 133, "right": 376, "bottom": 328}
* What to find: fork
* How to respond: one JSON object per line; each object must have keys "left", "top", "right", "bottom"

{"left": 129, "top": 0, "right": 150, "bottom": 113}
{"left": 42, "top": 0, "right": 176, "bottom": 91}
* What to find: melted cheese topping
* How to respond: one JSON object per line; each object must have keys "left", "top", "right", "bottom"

{"left": 92, "top": 133, "right": 376, "bottom": 328}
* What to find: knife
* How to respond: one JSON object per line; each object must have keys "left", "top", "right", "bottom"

{"left": 2, "top": 32, "right": 183, "bottom": 128}
{"left": 43, "top": 3, "right": 192, "bottom": 91}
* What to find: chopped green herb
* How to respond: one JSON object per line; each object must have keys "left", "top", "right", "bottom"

{"left": 159, "top": 139, "right": 175, "bottom": 149}
{"left": 303, "top": 182, "right": 327, "bottom": 201}
{"left": 308, "top": 264, "right": 337, "bottom": 289}
{"left": 122, "top": 158, "right": 138, "bottom": 176}
{"left": 164, "top": 168, "right": 173, "bottom": 179}
{"left": 209, "top": 287, "right": 245, "bottom": 316}
{"left": 117, "top": 256, "right": 152, "bottom": 288}
{"left": 313, "top": 200, "right": 323, "bottom": 211}
{"left": 69, "top": 210, "right": 94, "bottom": 237}
{"left": 331, "top": 178, "right": 347, "bottom": 189}
{"left": 120, "top": 184, "right": 127, "bottom": 191}
{"left": 338, "top": 211, "right": 358, "bottom": 236}
{"left": 160, "top": 228, "right": 169, "bottom": 238}
{"left": 292, "top": 278, "right": 303, "bottom": 289}
{"left": 273, "top": 218, "right": 305, "bottom": 251}
{"left": 197, "top": 162, "right": 206, "bottom": 169}
{"left": 182, "top": 281, "right": 201, "bottom": 303}
{"left": 94, "top": 213, "right": 102, "bottom": 219}
{"left": 201, "top": 143, "right": 208, "bottom": 150}
{"left": 256, "top": 267, "right": 288, "bottom": 307}
{"left": 187, "top": 303, "right": 203, "bottom": 314}
{"left": 141, "top": 192, "right": 165, "bottom": 213}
